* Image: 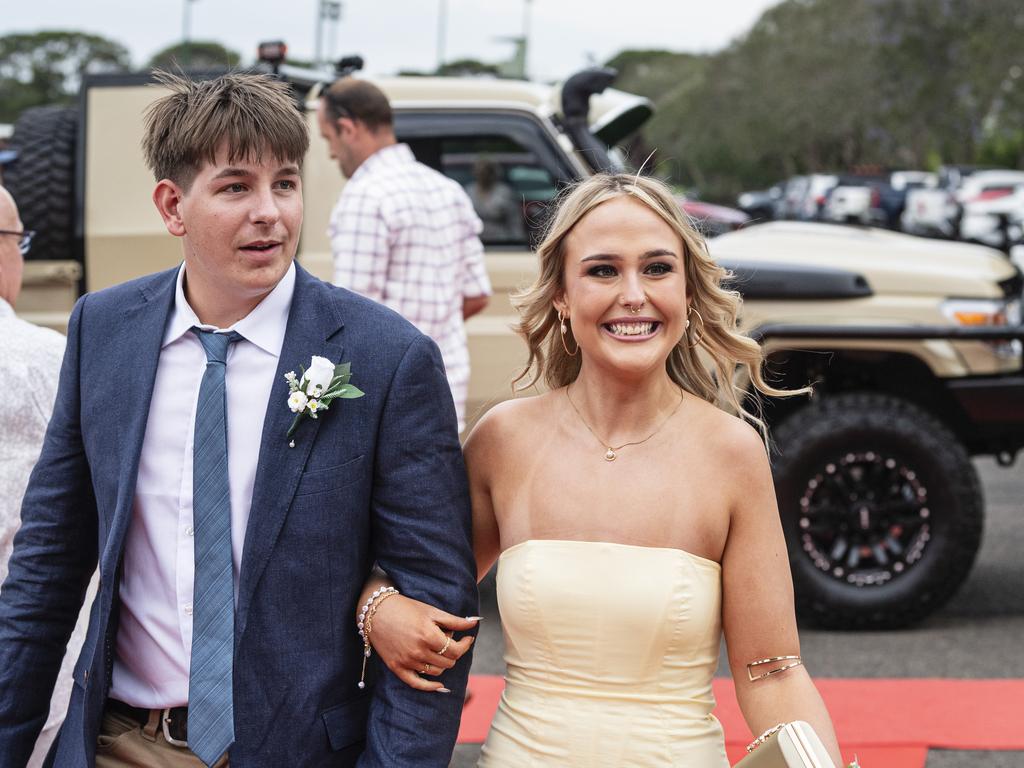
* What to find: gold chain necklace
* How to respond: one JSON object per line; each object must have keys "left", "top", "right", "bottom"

{"left": 565, "top": 384, "right": 685, "bottom": 462}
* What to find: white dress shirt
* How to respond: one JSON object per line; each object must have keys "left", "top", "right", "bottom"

{"left": 110, "top": 262, "right": 295, "bottom": 707}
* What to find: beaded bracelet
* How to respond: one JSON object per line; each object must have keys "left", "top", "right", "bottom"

{"left": 358, "top": 587, "right": 399, "bottom": 689}
{"left": 357, "top": 586, "right": 397, "bottom": 641}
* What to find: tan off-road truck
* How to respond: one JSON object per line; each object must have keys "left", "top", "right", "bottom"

{"left": 6, "top": 59, "right": 1023, "bottom": 629}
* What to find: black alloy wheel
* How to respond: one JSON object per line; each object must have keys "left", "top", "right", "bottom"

{"left": 772, "top": 392, "right": 983, "bottom": 630}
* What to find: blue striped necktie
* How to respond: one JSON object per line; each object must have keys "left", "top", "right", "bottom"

{"left": 188, "top": 328, "right": 242, "bottom": 767}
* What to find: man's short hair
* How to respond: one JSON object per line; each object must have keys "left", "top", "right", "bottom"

{"left": 321, "top": 78, "right": 393, "bottom": 132}
{"left": 142, "top": 70, "right": 309, "bottom": 189}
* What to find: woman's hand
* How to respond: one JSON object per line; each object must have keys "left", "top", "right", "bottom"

{"left": 367, "top": 594, "right": 479, "bottom": 692}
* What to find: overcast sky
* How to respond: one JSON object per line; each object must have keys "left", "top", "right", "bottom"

{"left": 6, "top": 0, "right": 779, "bottom": 81}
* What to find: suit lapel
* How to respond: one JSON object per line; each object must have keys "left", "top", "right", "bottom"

{"left": 106, "top": 272, "right": 177, "bottom": 537}
{"left": 237, "top": 266, "right": 345, "bottom": 632}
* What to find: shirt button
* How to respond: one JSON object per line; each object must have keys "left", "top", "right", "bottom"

{"left": 184, "top": 604, "right": 193, "bottom": 616}
{"left": 185, "top": 526, "right": 194, "bottom": 536}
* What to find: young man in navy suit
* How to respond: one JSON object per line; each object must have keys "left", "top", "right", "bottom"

{"left": 0, "top": 71, "right": 477, "bottom": 767}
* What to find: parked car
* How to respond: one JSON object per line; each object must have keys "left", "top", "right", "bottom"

{"left": 775, "top": 175, "right": 810, "bottom": 219}
{"left": 676, "top": 195, "right": 750, "bottom": 237}
{"left": 822, "top": 176, "right": 887, "bottom": 226}
{"left": 736, "top": 184, "right": 782, "bottom": 223}
{"left": 800, "top": 174, "right": 840, "bottom": 220}
{"left": 824, "top": 172, "right": 928, "bottom": 230}
{"left": 955, "top": 170, "right": 1024, "bottom": 250}
{"left": 901, "top": 165, "right": 984, "bottom": 238}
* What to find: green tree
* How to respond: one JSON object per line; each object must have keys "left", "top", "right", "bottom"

{"left": 604, "top": 49, "right": 710, "bottom": 182}
{"left": 147, "top": 40, "right": 241, "bottom": 71}
{"left": 605, "top": 0, "right": 1024, "bottom": 201}
{"left": 0, "top": 30, "right": 131, "bottom": 122}
{"left": 436, "top": 58, "right": 501, "bottom": 77}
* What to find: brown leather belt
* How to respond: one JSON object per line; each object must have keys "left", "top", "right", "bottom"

{"left": 107, "top": 698, "right": 189, "bottom": 747}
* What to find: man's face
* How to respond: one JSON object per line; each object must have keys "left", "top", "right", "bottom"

{"left": 316, "top": 101, "right": 357, "bottom": 178}
{"left": 0, "top": 188, "right": 24, "bottom": 305}
{"left": 174, "top": 143, "right": 302, "bottom": 311}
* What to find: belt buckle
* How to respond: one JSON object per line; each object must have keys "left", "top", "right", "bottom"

{"left": 161, "top": 707, "right": 189, "bottom": 748}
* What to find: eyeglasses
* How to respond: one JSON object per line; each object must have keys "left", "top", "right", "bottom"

{"left": 0, "top": 229, "right": 35, "bottom": 255}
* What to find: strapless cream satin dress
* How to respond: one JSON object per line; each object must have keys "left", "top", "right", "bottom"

{"left": 479, "top": 539, "right": 729, "bottom": 767}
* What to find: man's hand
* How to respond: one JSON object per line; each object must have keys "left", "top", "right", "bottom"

{"left": 462, "top": 295, "right": 489, "bottom": 320}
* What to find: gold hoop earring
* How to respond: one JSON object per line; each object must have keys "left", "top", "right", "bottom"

{"left": 557, "top": 310, "right": 578, "bottom": 357}
{"left": 687, "top": 307, "right": 705, "bottom": 349}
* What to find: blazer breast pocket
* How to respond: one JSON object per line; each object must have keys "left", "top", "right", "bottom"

{"left": 294, "top": 454, "right": 366, "bottom": 498}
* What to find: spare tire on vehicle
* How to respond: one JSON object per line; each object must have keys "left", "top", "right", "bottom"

{"left": 772, "top": 391, "right": 984, "bottom": 630}
{"left": 5, "top": 105, "right": 79, "bottom": 262}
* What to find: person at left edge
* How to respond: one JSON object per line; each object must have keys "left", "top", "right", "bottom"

{"left": 0, "top": 185, "right": 98, "bottom": 768}
{"left": 0, "top": 71, "right": 477, "bottom": 768}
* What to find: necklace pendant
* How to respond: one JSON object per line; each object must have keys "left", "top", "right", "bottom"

{"left": 604, "top": 448, "right": 617, "bottom": 461}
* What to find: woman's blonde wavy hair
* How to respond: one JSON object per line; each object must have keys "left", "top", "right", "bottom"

{"left": 512, "top": 173, "right": 805, "bottom": 441}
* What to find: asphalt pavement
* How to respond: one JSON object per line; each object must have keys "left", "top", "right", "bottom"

{"left": 449, "top": 458, "right": 1024, "bottom": 767}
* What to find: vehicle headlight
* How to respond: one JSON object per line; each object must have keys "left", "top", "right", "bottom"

{"left": 941, "top": 297, "right": 1022, "bottom": 358}
{"left": 942, "top": 298, "right": 1016, "bottom": 326}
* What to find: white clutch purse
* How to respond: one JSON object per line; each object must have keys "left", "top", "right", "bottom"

{"left": 734, "top": 721, "right": 837, "bottom": 768}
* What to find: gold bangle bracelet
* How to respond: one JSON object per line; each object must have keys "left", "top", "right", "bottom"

{"left": 746, "top": 655, "right": 803, "bottom": 682}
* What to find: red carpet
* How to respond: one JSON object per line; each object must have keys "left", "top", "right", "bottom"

{"left": 458, "top": 675, "right": 1024, "bottom": 766}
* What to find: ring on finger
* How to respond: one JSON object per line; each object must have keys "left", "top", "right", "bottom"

{"left": 435, "top": 634, "right": 453, "bottom": 657}
{"left": 421, "top": 663, "right": 433, "bottom": 675}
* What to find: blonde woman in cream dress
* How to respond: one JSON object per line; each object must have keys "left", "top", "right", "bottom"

{"left": 360, "top": 174, "right": 846, "bottom": 767}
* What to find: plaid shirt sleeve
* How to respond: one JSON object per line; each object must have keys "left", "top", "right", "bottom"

{"left": 455, "top": 194, "right": 492, "bottom": 300}
{"left": 329, "top": 187, "right": 391, "bottom": 302}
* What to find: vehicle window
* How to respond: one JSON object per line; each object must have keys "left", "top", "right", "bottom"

{"left": 404, "top": 134, "right": 559, "bottom": 246}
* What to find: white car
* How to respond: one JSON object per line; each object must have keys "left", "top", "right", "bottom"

{"left": 956, "top": 170, "right": 1024, "bottom": 248}
{"left": 901, "top": 166, "right": 981, "bottom": 238}
{"left": 901, "top": 185, "right": 958, "bottom": 237}
{"left": 823, "top": 183, "right": 875, "bottom": 224}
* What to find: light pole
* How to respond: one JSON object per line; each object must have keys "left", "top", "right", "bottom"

{"left": 316, "top": 0, "right": 343, "bottom": 69}
{"left": 324, "top": 1, "right": 342, "bottom": 64}
{"left": 436, "top": 0, "right": 448, "bottom": 73}
{"left": 182, "top": 0, "right": 198, "bottom": 68}
{"left": 521, "top": 0, "right": 532, "bottom": 80}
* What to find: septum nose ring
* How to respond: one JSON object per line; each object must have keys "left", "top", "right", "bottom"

{"left": 626, "top": 301, "right": 644, "bottom": 315}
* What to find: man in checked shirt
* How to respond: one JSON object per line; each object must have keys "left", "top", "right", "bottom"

{"left": 317, "top": 78, "right": 492, "bottom": 431}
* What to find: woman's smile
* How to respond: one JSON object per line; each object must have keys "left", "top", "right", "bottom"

{"left": 602, "top": 319, "right": 661, "bottom": 340}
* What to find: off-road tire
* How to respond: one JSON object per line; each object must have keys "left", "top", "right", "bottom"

{"left": 5, "top": 106, "right": 78, "bottom": 262}
{"left": 772, "top": 392, "right": 983, "bottom": 630}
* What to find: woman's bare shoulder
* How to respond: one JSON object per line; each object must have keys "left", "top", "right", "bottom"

{"left": 464, "top": 392, "right": 555, "bottom": 459}
{"left": 686, "top": 395, "right": 768, "bottom": 469}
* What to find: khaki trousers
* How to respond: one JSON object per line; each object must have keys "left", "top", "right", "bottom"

{"left": 94, "top": 708, "right": 228, "bottom": 768}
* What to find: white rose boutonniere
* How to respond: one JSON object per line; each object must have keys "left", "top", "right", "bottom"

{"left": 304, "top": 355, "right": 336, "bottom": 397}
{"left": 285, "top": 357, "right": 365, "bottom": 446}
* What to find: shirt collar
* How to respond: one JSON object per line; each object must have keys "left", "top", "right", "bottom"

{"left": 163, "top": 261, "right": 296, "bottom": 358}
{"left": 0, "top": 297, "right": 13, "bottom": 320}
{"left": 350, "top": 143, "right": 415, "bottom": 183}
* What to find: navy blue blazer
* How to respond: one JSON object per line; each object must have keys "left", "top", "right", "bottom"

{"left": 0, "top": 263, "right": 478, "bottom": 767}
